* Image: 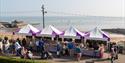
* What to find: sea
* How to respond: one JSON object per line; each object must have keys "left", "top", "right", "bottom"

{"left": 0, "top": 16, "right": 125, "bottom": 31}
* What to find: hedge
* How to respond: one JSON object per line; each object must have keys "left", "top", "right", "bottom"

{"left": 0, "top": 56, "right": 48, "bottom": 63}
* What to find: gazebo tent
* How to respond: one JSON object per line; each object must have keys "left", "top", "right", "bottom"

{"left": 62, "top": 26, "right": 86, "bottom": 39}
{"left": 17, "top": 24, "right": 40, "bottom": 36}
{"left": 85, "top": 27, "right": 110, "bottom": 41}
{"left": 38, "top": 25, "right": 63, "bottom": 37}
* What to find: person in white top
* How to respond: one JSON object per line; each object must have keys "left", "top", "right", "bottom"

{"left": 5, "top": 39, "right": 10, "bottom": 54}
{"left": 27, "top": 51, "right": 33, "bottom": 59}
{"left": 35, "top": 39, "right": 40, "bottom": 53}
{"left": 15, "top": 41, "right": 21, "bottom": 56}
{"left": 2, "top": 37, "right": 10, "bottom": 54}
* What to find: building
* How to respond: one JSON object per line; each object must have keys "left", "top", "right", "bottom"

{"left": 11, "top": 20, "right": 27, "bottom": 28}
{"left": 0, "top": 23, "right": 6, "bottom": 28}
{"left": 0, "top": 22, "right": 11, "bottom": 28}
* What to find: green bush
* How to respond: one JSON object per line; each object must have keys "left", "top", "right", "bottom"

{"left": 0, "top": 56, "right": 47, "bottom": 63}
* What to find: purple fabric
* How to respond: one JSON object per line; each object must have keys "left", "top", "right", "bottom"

{"left": 86, "top": 31, "right": 110, "bottom": 41}
{"left": 102, "top": 34, "right": 110, "bottom": 41}
{"left": 76, "top": 32, "right": 82, "bottom": 36}
{"left": 36, "top": 30, "right": 41, "bottom": 34}
{"left": 29, "top": 30, "right": 34, "bottom": 36}
{"left": 85, "top": 32, "right": 90, "bottom": 37}
{"left": 60, "top": 31, "right": 65, "bottom": 35}
{"left": 52, "top": 31, "right": 56, "bottom": 36}
{"left": 32, "top": 33, "right": 36, "bottom": 36}
{"left": 52, "top": 31, "right": 62, "bottom": 37}
{"left": 15, "top": 28, "right": 21, "bottom": 32}
{"left": 34, "top": 30, "right": 41, "bottom": 36}
{"left": 29, "top": 30, "right": 33, "bottom": 34}
{"left": 12, "top": 32, "right": 15, "bottom": 35}
{"left": 52, "top": 31, "right": 64, "bottom": 35}
{"left": 29, "top": 30, "right": 40, "bottom": 36}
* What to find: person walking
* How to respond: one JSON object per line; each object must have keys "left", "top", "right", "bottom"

{"left": 111, "top": 43, "right": 118, "bottom": 63}
{"left": 67, "top": 40, "right": 75, "bottom": 56}
{"left": 56, "top": 42, "right": 62, "bottom": 57}
{"left": 35, "top": 39, "right": 40, "bottom": 53}
{"left": 99, "top": 44, "right": 105, "bottom": 58}
{"left": 75, "top": 44, "right": 82, "bottom": 61}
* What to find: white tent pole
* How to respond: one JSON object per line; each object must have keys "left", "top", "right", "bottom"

{"left": 84, "top": 38, "right": 87, "bottom": 47}
{"left": 51, "top": 36, "right": 54, "bottom": 41}
{"left": 107, "top": 41, "right": 110, "bottom": 59}
{"left": 32, "top": 35, "right": 35, "bottom": 44}
{"left": 72, "top": 38, "right": 75, "bottom": 42}
{"left": 81, "top": 37, "right": 84, "bottom": 45}
{"left": 62, "top": 37, "right": 64, "bottom": 43}
{"left": 56, "top": 35, "right": 59, "bottom": 42}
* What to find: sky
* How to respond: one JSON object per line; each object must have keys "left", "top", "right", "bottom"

{"left": 0, "top": 0, "right": 125, "bottom": 17}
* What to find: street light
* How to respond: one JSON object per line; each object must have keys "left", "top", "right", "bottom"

{"left": 41, "top": 5, "right": 47, "bottom": 28}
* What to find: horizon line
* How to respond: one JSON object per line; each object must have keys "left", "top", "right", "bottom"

{"left": 0, "top": 15, "right": 125, "bottom": 18}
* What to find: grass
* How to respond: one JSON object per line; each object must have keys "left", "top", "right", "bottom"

{"left": 0, "top": 56, "right": 48, "bottom": 63}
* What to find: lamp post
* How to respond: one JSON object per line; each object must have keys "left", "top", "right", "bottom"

{"left": 41, "top": 5, "right": 47, "bottom": 28}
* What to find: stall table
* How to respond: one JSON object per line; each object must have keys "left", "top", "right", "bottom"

{"left": 82, "top": 49, "right": 101, "bottom": 58}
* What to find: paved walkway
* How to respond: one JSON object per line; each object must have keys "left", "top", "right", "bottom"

{"left": 49, "top": 54, "right": 125, "bottom": 63}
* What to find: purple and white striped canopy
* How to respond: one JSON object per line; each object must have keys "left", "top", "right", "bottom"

{"left": 18, "top": 24, "right": 40, "bottom": 35}
{"left": 39, "top": 25, "right": 63, "bottom": 37}
{"left": 85, "top": 27, "right": 110, "bottom": 41}
{"left": 62, "top": 26, "right": 86, "bottom": 39}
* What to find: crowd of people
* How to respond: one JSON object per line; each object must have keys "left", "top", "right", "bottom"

{"left": 0, "top": 37, "right": 33, "bottom": 59}
{"left": 0, "top": 36, "right": 119, "bottom": 61}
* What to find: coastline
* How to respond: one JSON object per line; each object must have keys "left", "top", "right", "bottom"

{"left": 102, "top": 28, "right": 125, "bottom": 35}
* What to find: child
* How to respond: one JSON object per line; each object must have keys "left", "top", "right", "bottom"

{"left": 21, "top": 47, "right": 27, "bottom": 58}
{"left": 26, "top": 51, "right": 33, "bottom": 59}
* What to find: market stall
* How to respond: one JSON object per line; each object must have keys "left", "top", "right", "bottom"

{"left": 60, "top": 26, "right": 85, "bottom": 43}
{"left": 17, "top": 24, "right": 40, "bottom": 36}
{"left": 37, "top": 25, "right": 63, "bottom": 52}
{"left": 61, "top": 26, "right": 85, "bottom": 38}
{"left": 85, "top": 27, "right": 110, "bottom": 41}
{"left": 37, "top": 25, "right": 62, "bottom": 37}
{"left": 82, "top": 27, "right": 110, "bottom": 58}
